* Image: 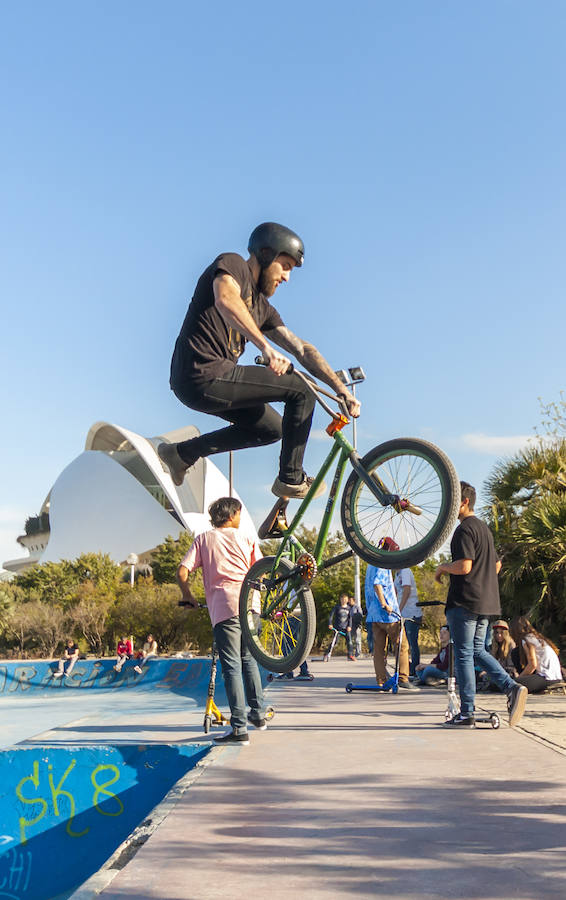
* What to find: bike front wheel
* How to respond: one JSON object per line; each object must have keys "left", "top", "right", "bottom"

{"left": 239, "top": 556, "right": 317, "bottom": 674}
{"left": 341, "top": 437, "right": 460, "bottom": 568}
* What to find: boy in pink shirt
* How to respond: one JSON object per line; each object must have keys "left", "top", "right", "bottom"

{"left": 177, "top": 497, "right": 267, "bottom": 746}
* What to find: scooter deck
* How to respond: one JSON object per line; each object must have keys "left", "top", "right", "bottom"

{"left": 345, "top": 676, "right": 399, "bottom": 694}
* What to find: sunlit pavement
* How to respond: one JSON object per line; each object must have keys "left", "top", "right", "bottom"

{"left": 88, "top": 655, "right": 566, "bottom": 900}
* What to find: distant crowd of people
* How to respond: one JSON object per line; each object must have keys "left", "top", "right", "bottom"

{"left": 53, "top": 633, "right": 159, "bottom": 678}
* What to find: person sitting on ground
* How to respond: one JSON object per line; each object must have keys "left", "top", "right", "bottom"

{"left": 365, "top": 538, "right": 415, "bottom": 690}
{"left": 509, "top": 616, "right": 563, "bottom": 694}
{"left": 323, "top": 593, "right": 355, "bottom": 661}
{"left": 414, "top": 625, "right": 450, "bottom": 686}
{"left": 490, "top": 620, "right": 517, "bottom": 676}
{"left": 348, "top": 595, "right": 364, "bottom": 658}
{"left": 177, "top": 496, "right": 267, "bottom": 746}
{"left": 114, "top": 635, "right": 133, "bottom": 672}
{"left": 53, "top": 638, "right": 80, "bottom": 678}
{"left": 134, "top": 634, "right": 158, "bottom": 674}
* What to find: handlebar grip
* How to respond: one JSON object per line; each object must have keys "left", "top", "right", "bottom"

{"left": 255, "top": 355, "right": 294, "bottom": 374}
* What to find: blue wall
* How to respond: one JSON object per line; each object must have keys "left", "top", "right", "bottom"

{"left": 0, "top": 743, "right": 210, "bottom": 900}
{"left": 0, "top": 658, "right": 218, "bottom": 700}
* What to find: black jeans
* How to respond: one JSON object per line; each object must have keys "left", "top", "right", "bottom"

{"left": 173, "top": 365, "right": 316, "bottom": 484}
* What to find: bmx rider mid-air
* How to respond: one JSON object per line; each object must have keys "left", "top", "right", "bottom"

{"left": 159, "top": 222, "right": 360, "bottom": 499}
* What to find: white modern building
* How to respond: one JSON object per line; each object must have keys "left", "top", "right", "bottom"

{"left": 3, "top": 422, "right": 256, "bottom": 575}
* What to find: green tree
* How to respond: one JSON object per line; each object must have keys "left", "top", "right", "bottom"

{"left": 69, "top": 582, "right": 114, "bottom": 655}
{"left": 15, "top": 553, "right": 121, "bottom": 608}
{"left": 484, "top": 439, "right": 566, "bottom": 639}
{"left": 151, "top": 532, "right": 195, "bottom": 584}
{"left": 107, "top": 580, "right": 210, "bottom": 654}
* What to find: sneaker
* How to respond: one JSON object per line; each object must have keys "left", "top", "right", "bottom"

{"left": 295, "top": 673, "right": 314, "bottom": 681}
{"left": 213, "top": 730, "right": 250, "bottom": 745}
{"left": 398, "top": 679, "right": 417, "bottom": 690}
{"left": 52, "top": 671, "right": 64, "bottom": 678}
{"left": 134, "top": 665, "right": 142, "bottom": 674}
{"left": 157, "top": 442, "right": 196, "bottom": 487}
{"left": 247, "top": 715, "right": 267, "bottom": 730}
{"left": 423, "top": 677, "right": 445, "bottom": 687}
{"left": 348, "top": 655, "right": 356, "bottom": 661}
{"left": 443, "top": 713, "right": 475, "bottom": 728}
{"left": 271, "top": 474, "right": 327, "bottom": 500}
{"left": 323, "top": 654, "right": 330, "bottom": 663}
{"left": 507, "top": 683, "right": 528, "bottom": 727}
{"left": 113, "top": 665, "right": 119, "bottom": 672}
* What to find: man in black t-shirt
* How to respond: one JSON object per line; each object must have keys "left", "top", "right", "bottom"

{"left": 53, "top": 639, "right": 80, "bottom": 678}
{"left": 159, "top": 223, "right": 360, "bottom": 500}
{"left": 435, "top": 481, "right": 527, "bottom": 728}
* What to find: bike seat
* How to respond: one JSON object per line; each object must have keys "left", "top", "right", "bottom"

{"left": 258, "top": 497, "right": 289, "bottom": 539}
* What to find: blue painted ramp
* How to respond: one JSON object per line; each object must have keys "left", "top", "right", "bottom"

{"left": 0, "top": 743, "right": 210, "bottom": 900}
{"left": 0, "top": 658, "right": 216, "bottom": 699}
{"left": 0, "top": 658, "right": 229, "bottom": 750}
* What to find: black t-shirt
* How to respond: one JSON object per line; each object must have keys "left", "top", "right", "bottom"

{"left": 65, "top": 644, "right": 79, "bottom": 656}
{"left": 170, "top": 253, "right": 284, "bottom": 388}
{"left": 446, "top": 516, "right": 501, "bottom": 616}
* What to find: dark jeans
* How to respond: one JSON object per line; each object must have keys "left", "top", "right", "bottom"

{"left": 516, "top": 673, "right": 552, "bottom": 694}
{"left": 173, "top": 365, "right": 315, "bottom": 484}
{"left": 404, "top": 618, "right": 421, "bottom": 676}
{"left": 213, "top": 616, "right": 265, "bottom": 733}
{"left": 446, "top": 606, "right": 516, "bottom": 717}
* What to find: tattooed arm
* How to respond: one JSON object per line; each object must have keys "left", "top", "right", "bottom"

{"left": 264, "top": 325, "right": 361, "bottom": 417}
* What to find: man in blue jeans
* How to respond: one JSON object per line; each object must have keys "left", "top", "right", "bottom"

{"left": 177, "top": 497, "right": 267, "bottom": 745}
{"left": 435, "top": 481, "right": 527, "bottom": 728}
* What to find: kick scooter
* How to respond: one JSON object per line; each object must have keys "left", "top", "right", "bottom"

{"left": 203, "top": 642, "right": 276, "bottom": 731}
{"left": 445, "top": 639, "right": 500, "bottom": 728}
{"left": 323, "top": 627, "right": 349, "bottom": 662}
{"left": 203, "top": 641, "right": 231, "bottom": 733}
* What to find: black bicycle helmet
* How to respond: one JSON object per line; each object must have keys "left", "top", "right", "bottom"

{"left": 248, "top": 222, "right": 304, "bottom": 268}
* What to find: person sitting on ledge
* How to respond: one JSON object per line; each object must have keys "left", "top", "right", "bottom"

{"left": 53, "top": 638, "right": 80, "bottom": 678}
{"left": 134, "top": 634, "right": 158, "bottom": 674}
{"left": 114, "top": 635, "right": 133, "bottom": 672}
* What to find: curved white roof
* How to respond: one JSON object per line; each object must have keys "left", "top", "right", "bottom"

{"left": 5, "top": 422, "right": 257, "bottom": 570}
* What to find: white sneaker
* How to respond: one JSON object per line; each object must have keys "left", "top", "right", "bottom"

{"left": 134, "top": 665, "right": 142, "bottom": 674}
{"left": 53, "top": 671, "right": 63, "bottom": 678}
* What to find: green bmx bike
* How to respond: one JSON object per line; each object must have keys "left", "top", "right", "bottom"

{"left": 239, "top": 359, "right": 460, "bottom": 674}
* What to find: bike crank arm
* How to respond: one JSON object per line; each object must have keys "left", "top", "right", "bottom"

{"left": 349, "top": 450, "right": 423, "bottom": 515}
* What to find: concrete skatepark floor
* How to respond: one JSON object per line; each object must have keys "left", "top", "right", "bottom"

{"left": 2, "top": 655, "right": 566, "bottom": 899}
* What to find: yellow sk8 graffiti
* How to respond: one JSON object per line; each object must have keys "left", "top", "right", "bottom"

{"left": 16, "top": 760, "right": 124, "bottom": 844}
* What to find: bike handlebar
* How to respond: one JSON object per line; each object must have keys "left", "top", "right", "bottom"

{"left": 255, "top": 356, "right": 350, "bottom": 420}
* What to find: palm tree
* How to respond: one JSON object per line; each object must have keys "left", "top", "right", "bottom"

{"left": 484, "top": 439, "right": 566, "bottom": 640}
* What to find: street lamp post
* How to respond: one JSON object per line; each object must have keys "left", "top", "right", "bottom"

{"left": 126, "top": 553, "right": 138, "bottom": 588}
{"left": 335, "top": 366, "right": 366, "bottom": 606}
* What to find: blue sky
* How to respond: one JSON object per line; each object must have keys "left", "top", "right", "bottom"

{"left": 1, "top": 1, "right": 564, "bottom": 571}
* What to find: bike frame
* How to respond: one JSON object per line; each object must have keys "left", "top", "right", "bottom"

{"left": 253, "top": 361, "right": 408, "bottom": 622}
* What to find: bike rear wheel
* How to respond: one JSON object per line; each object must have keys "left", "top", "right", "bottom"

{"left": 341, "top": 437, "right": 460, "bottom": 568}
{"left": 239, "top": 556, "right": 317, "bottom": 674}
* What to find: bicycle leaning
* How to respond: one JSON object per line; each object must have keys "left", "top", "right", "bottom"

{"left": 238, "top": 359, "right": 460, "bottom": 674}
